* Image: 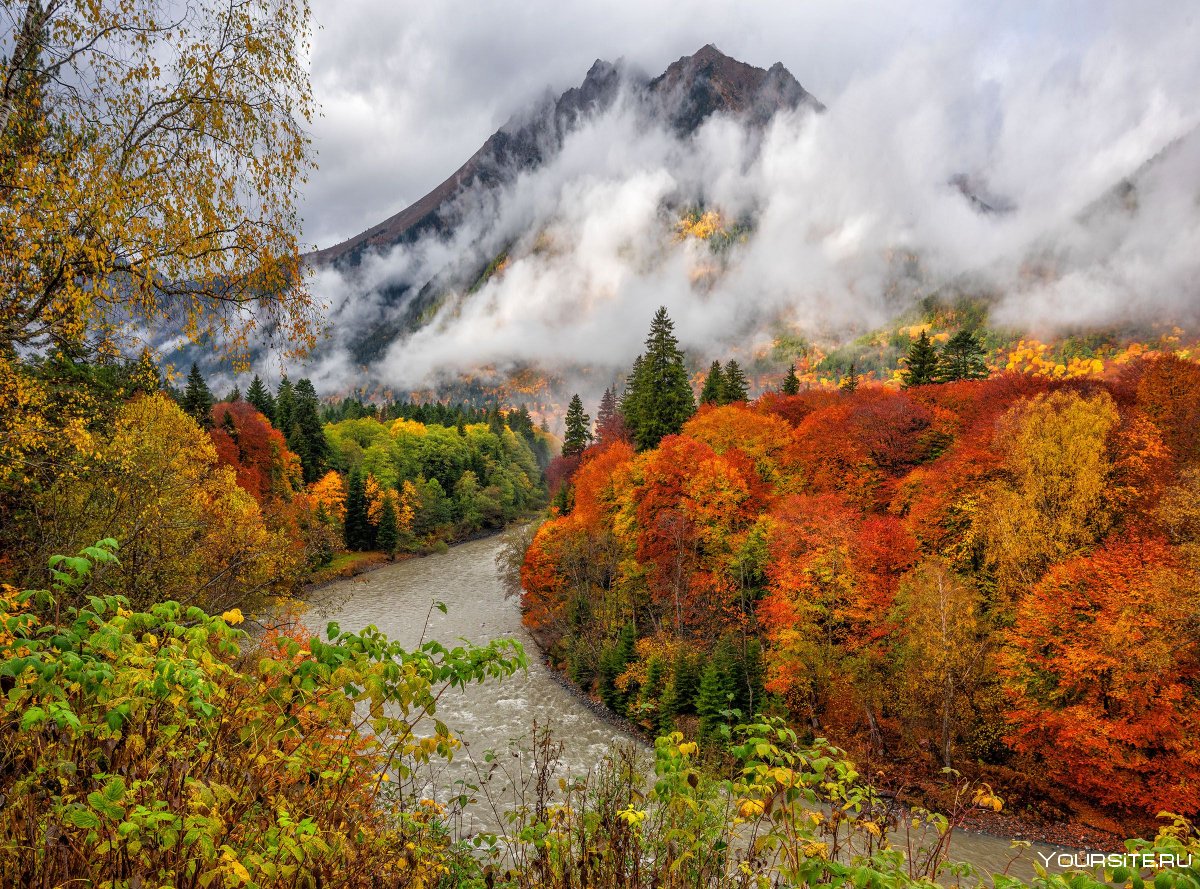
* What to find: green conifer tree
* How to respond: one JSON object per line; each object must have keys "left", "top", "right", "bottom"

{"left": 377, "top": 493, "right": 399, "bottom": 558}
{"left": 781, "top": 362, "right": 801, "bottom": 395}
{"left": 181, "top": 362, "right": 214, "bottom": 429}
{"left": 936, "top": 329, "right": 989, "bottom": 382}
{"left": 901, "top": 329, "right": 940, "bottom": 388}
{"left": 343, "top": 470, "right": 371, "bottom": 551}
{"left": 246, "top": 374, "right": 275, "bottom": 419}
{"left": 291, "top": 378, "right": 329, "bottom": 484}
{"left": 562, "top": 393, "right": 592, "bottom": 456}
{"left": 274, "top": 377, "right": 296, "bottom": 435}
{"left": 840, "top": 362, "right": 859, "bottom": 393}
{"left": 696, "top": 651, "right": 735, "bottom": 741}
{"left": 623, "top": 308, "right": 696, "bottom": 450}
{"left": 721, "top": 360, "right": 749, "bottom": 403}
{"left": 699, "top": 360, "right": 725, "bottom": 404}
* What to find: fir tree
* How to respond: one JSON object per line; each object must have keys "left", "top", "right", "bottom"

{"left": 901, "top": 329, "right": 940, "bottom": 388}
{"left": 840, "top": 362, "right": 859, "bottom": 393}
{"left": 562, "top": 393, "right": 592, "bottom": 456}
{"left": 377, "top": 493, "right": 399, "bottom": 558}
{"left": 487, "top": 406, "right": 505, "bottom": 437}
{"left": 274, "top": 377, "right": 296, "bottom": 435}
{"left": 673, "top": 649, "right": 700, "bottom": 713}
{"left": 721, "top": 360, "right": 749, "bottom": 403}
{"left": 181, "top": 362, "right": 214, "bottom": 429}
{"left": 781, "top": 362, "right": 800, "bottom": 396}
{"left": 619, "top": 355, "right": 646, "bottom": 427}
{"left": 246, "top": 374, "right": 275, "bottom": 419}
{"left": 596, "top": 386, "right": 617, "bottom": 429}
{"left": 291, "top": 378, "right": 329, "bottom": 484}
{"left": 622, "top": 308, "right": 696, "bottom": 450}
{"left": 343, "top": 470, "right": 372, "bottom": 551}
{"left": 696, "top": 650, "right": 735, "bottom": 740}
{"left": 509, "top": 404, "right": 535, "bottom": 441}
{"left": 224, "top": 385, "right": 241, "bottom": 402}
{"left": 699, "top": 360, "right": 725, "bottom": 404}
{"left": 936, "top": 329, "right": 989, "bottom": 382}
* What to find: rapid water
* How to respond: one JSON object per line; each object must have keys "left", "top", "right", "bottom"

{"left": 305, "top": 533, "right": 1079, "bottom": 879}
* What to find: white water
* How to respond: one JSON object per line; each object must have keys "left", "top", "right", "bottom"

{"left": 305, "top": 534, "right": 1080, "bottom": 879}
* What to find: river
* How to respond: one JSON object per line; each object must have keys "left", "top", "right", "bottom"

{"left": 305, "top": 533, "right": 1078, "bottom": 879}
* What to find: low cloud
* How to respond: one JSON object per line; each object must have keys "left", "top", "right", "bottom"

{"left": 287, "top": 6, "right": 1200, "bottom": 398}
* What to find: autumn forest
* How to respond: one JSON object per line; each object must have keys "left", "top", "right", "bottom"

{"left": 4, "top": 0, "right": 1200, "bottom": 887}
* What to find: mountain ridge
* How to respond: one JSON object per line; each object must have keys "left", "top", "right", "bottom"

{"left": 309, "top": 44, "right": 821, "bottom": 268}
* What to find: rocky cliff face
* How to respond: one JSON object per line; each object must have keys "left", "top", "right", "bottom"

{"left": 310, "top": 45, "right": 820, "bottom": 270}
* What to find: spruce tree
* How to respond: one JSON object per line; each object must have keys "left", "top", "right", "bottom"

{"left": 275, "top": 377, "right": 296, "bottom": 435}
{"left": 226, "top": 385, "right": 241, "bottom": 402}
{"left": 377, "top": 493, "right": 399, "bottom": 558}
{"left": 901, "top": 330, "right": 940, "bottom": 388}
{"left": 181, "top": 362, "right": 214, "bottom": 429}
{"left": 699, "top": 360, "right": 725, "bottom": 404}
{"left": 721, "top": 360, "right": 749, "bottom": 403}
{"left": 487, "top": 406, "right": 505, "bottom": 437}
{"left": 781, "top": 362, "right": 801, "bottom": 396}
{"left": 596, "top": 386, "right": 617, "bottom": 430}
{"left": 620, "top": 355, "right": 646, "bottom": 428}
{"left": 562, "top": 393, "right": 592, "bottom": 456}
{"left": 936, "top": 329, "right": 989, "bottom": 382}
{"left": 291, "top": 378, "right": 329, "bottom": 484}
{"left": 673, "top": 649, "right": 700, "bottom": 713}
{"left": 697, "top": 654, "right": 734, "bottom": 740}
{"left": 840, "top": 362, "right": 859, "bottom": 393}
{"left": 343, "top": 470, "right": 371, "bottom": 551}
{"left": 623, "top": 308, "right": 696, "bottom": 450}
{"left": 246, "top": 374, "right": 275, "bottom": 419}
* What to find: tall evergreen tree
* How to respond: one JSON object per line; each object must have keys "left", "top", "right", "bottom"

{"left": 181, "top": 362, "right": 214, "bottom": 429}
{"left": 699, "top": 361, "right": 725, "bottom": 404}
{"left": 487, "top": 406, "right": 506, "bottom": 437}
{"left": 275, "top": 377, "right": 296, "bottom": 435}
{"left": 781, "top": 362, "right": 801, "bottom": 396}
{"left": 901, "top": 329, "right": 940, "bottom": 388}
{"left": 225, "top": 385, "right": 241, "bottom": 402}
{"left": 595, "top": 385, "right": 625, "bottom": 446}
{"left": 840, "top": 361, "right": 859, "bottom": 393}
{"left": 936, "top": 329, "right": 989, "bottom": 382}
{"left": 377, "top": 493, "right": 399, "bottom": 558}
{"left": 596, "top": 386, "right": 617, "bottom": 431}
{"left": 343, "top": 470, "right": 371, "bottom": 551}
{"left": 721, "top": 360, "right": 749, "bottom": 403}
{"left": 290, "top": 378, "right": 329, "bottom": 484}
{"left": 246, "top": 374, "right": 275, "bottom": 420}
{"left": 509, "top": 404, "right": 535, "bottom": 441}
{"left": 562, "top": 394, "right": 593, "bottom": 457}
{"left": 622, "top": 308, "right": 696, "bottom": 450}
{"left": 620, "top": 355, "right": 646, "bottom": 427}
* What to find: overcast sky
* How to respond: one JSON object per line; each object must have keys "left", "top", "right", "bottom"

{"left": 301, "top": 0, "right": 1199, "bottom": 250}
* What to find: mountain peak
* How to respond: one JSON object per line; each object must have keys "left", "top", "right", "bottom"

{"left": 649, "top": 44, "right": 822, "bottom": 132}
{"left": 311, "top": 46, "right": 821, "bottom": 271}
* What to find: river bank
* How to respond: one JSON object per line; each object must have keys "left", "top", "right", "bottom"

{"left": 302, "top": 532, "right": 1134, "bottom": 874}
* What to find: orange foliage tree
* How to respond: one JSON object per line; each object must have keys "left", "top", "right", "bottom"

{"left": 1000, "top": 537, "right": 1200, "bottom": 814}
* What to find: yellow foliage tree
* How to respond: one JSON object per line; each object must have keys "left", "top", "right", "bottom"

{"left": 888, "top": 559, "right": 989, "bottom": 769}
{"left": 309, "top": 470, "right": 348, "bottom": 525}
{"left": 979, "top": 390, "right": 1119, "bottom": 605}
{"left": 0, "top": 0, "right": 317, "bottom": 359}
{"left": 29, "top": 394, "right": 297, "bottom": 613}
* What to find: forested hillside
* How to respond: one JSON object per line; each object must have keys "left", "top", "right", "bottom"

{"left": 523, "top": 309, "right": 1200, "bottom": 828}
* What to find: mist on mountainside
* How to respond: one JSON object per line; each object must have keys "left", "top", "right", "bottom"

{"left": 264, "top": 30, "right": 1200, "bottom": 404}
